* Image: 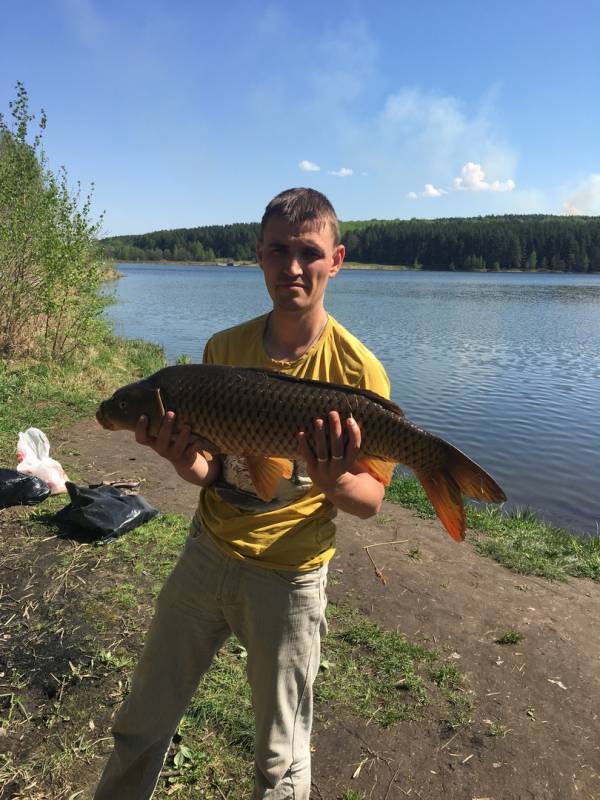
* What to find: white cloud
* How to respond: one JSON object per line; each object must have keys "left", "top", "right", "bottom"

{"left": 328, "top": 167, "right": 353, "bottom": 177}
{"left": 422, "top": 183, "right": 446, "bottom": 198}
{"left": 407, "top": 191, "right": 418, "bottom": 199}
{"left": 409, "top": 161, "right": 515, "bottom": 200}
{"left": 453, "top": 162, "right": 515, "bottom": 192}
{"left": 298, "top": 160, "right": 320, "bottom": 172}
{"left": 561, "top": 174, "right": 600, "bottom": 215}
{"left": 372, "top": 90, "right": 517, "bottom": 184}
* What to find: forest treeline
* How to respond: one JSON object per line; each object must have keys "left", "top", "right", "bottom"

{"left": 101, "top": 214, "right": 600, "bottom": 272}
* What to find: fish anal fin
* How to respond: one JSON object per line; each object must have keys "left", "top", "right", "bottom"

{"left": 416, "top": 469, "right": 465, "bottom": 542}
{"left": 246, "top": 456, "right": 294, "bottom": 502}
{"left": 354, "top": 457, "right": 396, "bottom": 486}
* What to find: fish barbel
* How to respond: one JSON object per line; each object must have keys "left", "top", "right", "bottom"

{"left": 96, "top": 364, "right": 506, "bottom": 541}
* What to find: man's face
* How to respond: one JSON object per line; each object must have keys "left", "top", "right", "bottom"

{"left": 256, "top": 216, "right": 345, "bottom": 314}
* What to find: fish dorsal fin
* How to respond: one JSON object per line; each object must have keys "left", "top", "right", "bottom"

{"left": 245, "top": 456, "right": 294, "bottom": 502}
{"left": 241, "top": 367, "right": 404, "bottom": 417}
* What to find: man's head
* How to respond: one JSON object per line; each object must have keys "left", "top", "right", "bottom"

{"left": 257, "top": 188, "right": 345, "bottom": 315}
{"left": 259, "top": 187, "right": 340, "bottom": 247}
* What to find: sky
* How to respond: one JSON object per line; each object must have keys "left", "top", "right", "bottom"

{"left": 1, "top": 0, "right": 599, "bottom": 236}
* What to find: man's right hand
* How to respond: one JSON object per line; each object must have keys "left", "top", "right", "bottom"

{"left": 135, "top": 412, "right": 220, "bottom": 486}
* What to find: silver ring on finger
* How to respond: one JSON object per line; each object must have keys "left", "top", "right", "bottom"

{"left": 317, "top": 456, "right": 328, "bottom": 463}
{"left": 331, "top": 455, "right": 344, "bottom": 460}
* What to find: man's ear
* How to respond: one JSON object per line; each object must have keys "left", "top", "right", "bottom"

{"left": 330, "top": 243, "right": 345, "bottom": 276}
{"left": 256, "top": 238, "right": 264, "bottom": 268}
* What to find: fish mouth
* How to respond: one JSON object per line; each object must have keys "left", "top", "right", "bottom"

{"left": 95, "top": 407, "right": 115, "bottom": 430}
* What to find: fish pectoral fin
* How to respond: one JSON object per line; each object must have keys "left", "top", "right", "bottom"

{"left": 246, "top": 456, "right": 294, "bottom": 502}
{"left": 147, "top": 389, "right": 166, "bottom": 437}
{"left": 353, "top": 457, "right": 396, "bottom": 486}
{"left": 416, "top": 469, "right": 466, "bottom": 542}
{"left": 188, "top": 435, "right": 220, "bottom": 462}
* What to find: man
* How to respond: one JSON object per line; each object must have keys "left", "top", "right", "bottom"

{"left": 94, "top": 188, "right": 393, "bottom": 799}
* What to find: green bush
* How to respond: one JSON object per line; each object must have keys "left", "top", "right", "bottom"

{"left": 0, "top": 82, "right": 105, "bottom": 361}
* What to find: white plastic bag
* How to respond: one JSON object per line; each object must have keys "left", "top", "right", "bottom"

{"left": 17, "top": 427, "right": 69, "bottom": 495}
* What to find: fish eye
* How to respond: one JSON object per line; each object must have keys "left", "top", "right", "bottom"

{"left": 118, "top": 400, "right": 127, "bottom": 409}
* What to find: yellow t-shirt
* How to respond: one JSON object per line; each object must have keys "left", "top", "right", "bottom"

{"left": 195, "top": 313, "right": 393, "bottom": 571}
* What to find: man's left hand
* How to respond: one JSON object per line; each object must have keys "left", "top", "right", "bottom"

{"left": 297, "top": 410, "right": 361, "bottom": 491}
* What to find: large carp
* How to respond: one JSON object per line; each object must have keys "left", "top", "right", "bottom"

{"left": 96, "top": 364, "right": 506, "bottom": 541}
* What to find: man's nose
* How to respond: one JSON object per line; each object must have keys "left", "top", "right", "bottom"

{"left": 283, "top": 253, "right": 303, "bottom": 273}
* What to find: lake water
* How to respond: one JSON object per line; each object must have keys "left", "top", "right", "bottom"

{"left": 105, "top": 264, "right": 600, "bottom": 537}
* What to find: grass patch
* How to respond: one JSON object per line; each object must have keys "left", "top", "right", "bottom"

{"left": 0, "top": 326, "right": 164, "bottom": 464}
{"left": 316, "top": 604, "right": 471, "bottom": 728}
{"left": 316, "top": 604, "right": 433, "bottom": 726}
{"left": 104, "top": 513, "right": 190, "bottom": 586}
{"left": 495, "top": 630, "right": 524, "bottom": 645}
{"left": 385, "top": 474, "right": 600, "bottom": 582}
{"left": 486, "top": 721, "right": 511, "bottom": 738}
{"left": 430, "top": 663, "right": 472, "bottom": 726}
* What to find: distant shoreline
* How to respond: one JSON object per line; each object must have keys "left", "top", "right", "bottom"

{"left": 112, "top": 259, "right": 600, "bottom": 275}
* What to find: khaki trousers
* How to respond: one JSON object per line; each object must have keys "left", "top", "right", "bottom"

{"left": 94, "top": 522, "right": 328, "bottom": 800}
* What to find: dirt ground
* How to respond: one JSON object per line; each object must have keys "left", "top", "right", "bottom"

{"left": 3, "top": 419, "right": 600, "bottom": 799}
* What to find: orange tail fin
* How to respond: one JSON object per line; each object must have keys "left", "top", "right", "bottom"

{"left": 416, "top": 470, "right": 466, "bottom": 541}
{"left": 416, "top": 445, "right": 506, "bottom": 542}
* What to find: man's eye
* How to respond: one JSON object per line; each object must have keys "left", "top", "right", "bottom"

{"left": 118, "top": 400, "right": 127, "bottom": 409}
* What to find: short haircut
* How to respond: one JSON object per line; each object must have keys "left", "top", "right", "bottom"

{"left": 259, "top": 188, "right": 340, "bottom": 245}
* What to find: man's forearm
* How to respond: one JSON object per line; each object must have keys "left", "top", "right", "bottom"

{"left": 322, "top": 472, "right": 385, "bottom": 519}
{"left": 172, "top": 453, "right": 221, "bottom": 487}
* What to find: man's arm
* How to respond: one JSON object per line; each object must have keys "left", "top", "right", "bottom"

{"left": 135, "top": 411, "right": 221, "bottom": 487}
{"left": 298, "top": 411, "right": 385, "bottom": 519}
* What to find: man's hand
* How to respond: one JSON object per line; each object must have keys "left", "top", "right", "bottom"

{"left": 297, "top": 411, "right": 384, "bottom": 519}
{"left": 297, "top": 410, "right": 361, "bottom": 492}
{"left": 135, "top": 412, "right": 220, "bottom": 486}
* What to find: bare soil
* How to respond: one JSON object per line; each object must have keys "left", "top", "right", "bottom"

{"left": 2, "top": 419, "right": 599, "bottom": 799}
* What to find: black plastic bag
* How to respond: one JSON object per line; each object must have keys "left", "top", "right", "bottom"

{"left": 53, "top": 481, "right": 159, "bottom": 544}
{"left": 0, "top": 468, "right": 51, "bottom": 508}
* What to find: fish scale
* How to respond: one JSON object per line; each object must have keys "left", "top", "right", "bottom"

{"left": 96, "top": 363, "right": 506, "bottom": 541}
{"left": 157, "top": 366, "right": 404, "bottom": 459}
